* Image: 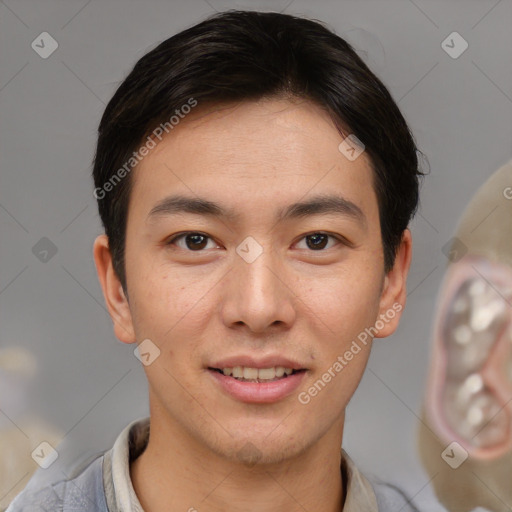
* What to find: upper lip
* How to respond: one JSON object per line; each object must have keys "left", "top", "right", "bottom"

{"left": 209, "top": 355, "right": 306, "bottom": 370}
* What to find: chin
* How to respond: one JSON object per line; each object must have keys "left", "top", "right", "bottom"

{"left": 205, "top": 427, "right": 313, "bottom": 467}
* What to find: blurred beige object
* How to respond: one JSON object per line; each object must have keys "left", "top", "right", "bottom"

{"left": 0, "top": 347, "right": 64, "bottom": 511}
{"left": 0, "top": 348, "right": 36, "bottom": 378}
{"left": 418, "top": 160, "right": 512, "bottom": 512}
{"left": 0, "top": 415, "right": 63, "bottom": 511}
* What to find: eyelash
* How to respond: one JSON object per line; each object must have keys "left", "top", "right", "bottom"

{"left": 165, "top": 231, "right": 346, "bottom": 252}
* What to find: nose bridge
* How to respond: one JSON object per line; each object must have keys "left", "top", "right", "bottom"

{"left": 221, "top": 240, "right": 295, "bottom": 332}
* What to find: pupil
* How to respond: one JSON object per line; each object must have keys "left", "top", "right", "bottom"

{"left": 307, "top": 233, "right": 327, "bottom": 250}
{"left": 186, "top": 234, "right": 207, "bottom": 250}
{"left": 184, "top": 234, "right": 328, "bottom": 251}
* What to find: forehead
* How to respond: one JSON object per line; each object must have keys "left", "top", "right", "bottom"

{"left": 129, "top": 98, "right": 378, "bottom": 223}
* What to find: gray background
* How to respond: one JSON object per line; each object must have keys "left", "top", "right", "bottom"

{"left": 1, "top": 0, "right": 511, "bottom": 510}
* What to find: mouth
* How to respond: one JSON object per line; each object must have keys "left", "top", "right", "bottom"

{"left": 207, "top": 365, "right": 308, "bottom": 403}
{"left": 208, "top": 366, "right": 307, "bottom": 383}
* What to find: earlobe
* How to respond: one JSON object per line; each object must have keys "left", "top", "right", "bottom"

{"left": 374, "top": 228, "right": 413, "bottom": 338}
{"left": 93, "top": 234, "right": 136, "bottom": 344}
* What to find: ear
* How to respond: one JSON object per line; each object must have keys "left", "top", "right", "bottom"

{"left": 374, "top": 228, "right": 413, "bottom": 338}
{"left": 93, "top": 234, "right": 136, "bottom": 344}
{"left": 423, "top": 254, "right": 512, "bottom": 460}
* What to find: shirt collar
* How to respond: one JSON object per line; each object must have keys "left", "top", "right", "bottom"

{"left": 103, "top": 417, "right": 378, "bottom": 512}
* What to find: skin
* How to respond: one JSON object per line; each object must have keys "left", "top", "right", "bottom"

{"left": 94, "top": 97, "right": 412, "bottom": 512}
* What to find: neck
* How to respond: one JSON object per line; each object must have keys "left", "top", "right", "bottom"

{"left": 131, "top": 409, "right": 345, "bottom": 512}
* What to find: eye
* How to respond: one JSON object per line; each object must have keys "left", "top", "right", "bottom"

{"left": 295, "top": 232, "right": 342, "bottom": 251}
{"left": 166, "top": 232, "right": 219, "bottom": 251}
{"left": 166, "top": 231, "right": 346, "bottom": 253}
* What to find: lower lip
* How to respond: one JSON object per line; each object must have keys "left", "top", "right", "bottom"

{"left": 208, "top": 369, "right": 307, "bottom": 403}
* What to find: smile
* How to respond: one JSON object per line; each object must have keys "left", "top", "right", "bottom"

{"left": 207, "top": 367, "right": 307, "bottom": 403}
{"left": 209, "top": 366, "right": 300, "bottom": 382}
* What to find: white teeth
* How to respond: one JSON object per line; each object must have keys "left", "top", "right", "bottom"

{"left": 275, "top": 366, "right": 285, "bottom": 378}
{"left": 216, "top": 366, "right": 295, "bottom": 380}
{"left": 243, "top": 367, "right": 258, "bottom": 379}
{"left": 470, "top": 298, "right": 506, "bottom": 332}
{"left": 453, "top": 325, "right": 472, "bottom": 345}
{"left": 463, "top": 373, "right": 484, "bottom": 394}
{"left": 258, "top": 368, "right": 276, "bottom": 379}
{"left": 467, "top": 403, "right": 484, "bottom": 427}
{"left": 456, "top": 373, "right": 484, "bottom": 402}
{"left": 468, "top": 278, "right": 486, "bottom": 297}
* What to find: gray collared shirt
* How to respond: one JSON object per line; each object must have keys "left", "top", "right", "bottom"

{"left": 103, "top": 417, "right": 417, "bottom": 512}
{"left": 7, "top": 416, "right": 421, "bottom": 511}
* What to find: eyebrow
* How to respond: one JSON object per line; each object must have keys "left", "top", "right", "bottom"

{"left": 147, "top": 194, "right": 366, "bottom": 228}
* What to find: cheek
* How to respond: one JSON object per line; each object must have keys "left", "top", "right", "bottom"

{"left": 304, "top": 266, "right": 383, "bottom": 341}
{"left": 129, "top": 266, "right": 215, "bottom": 357}
{"left": 302, "top": 272, "right": 382, "bottom": 409}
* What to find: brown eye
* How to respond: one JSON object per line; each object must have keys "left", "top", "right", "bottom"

{"left": 305, "top": 233, "right": 329, "bottom": 250}
{"left": 184, "top": 233, "right": 208, "bottom": 250}
{"left": 167, "top": 232, "right": 216, "bottom": 251}
{"left": 296, "top": 232, "right": 341, "bottom": 251}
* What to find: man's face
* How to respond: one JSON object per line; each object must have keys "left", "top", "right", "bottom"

{"left": 106, "top": 98, "right": 404, "bottom": 465}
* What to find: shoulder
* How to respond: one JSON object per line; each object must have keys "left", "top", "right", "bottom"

{"left": 341, "top": 449, "right": 431, "bottom": 511}
{"left": 371, "top": 480, "right": 422, "bottom": 512}
{"left": 5, "top": 454, "right": 108, "bottom": 512}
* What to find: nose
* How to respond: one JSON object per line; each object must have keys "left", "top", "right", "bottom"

{"left": 220, "top": 245, "right": 296, "bottom": 335}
